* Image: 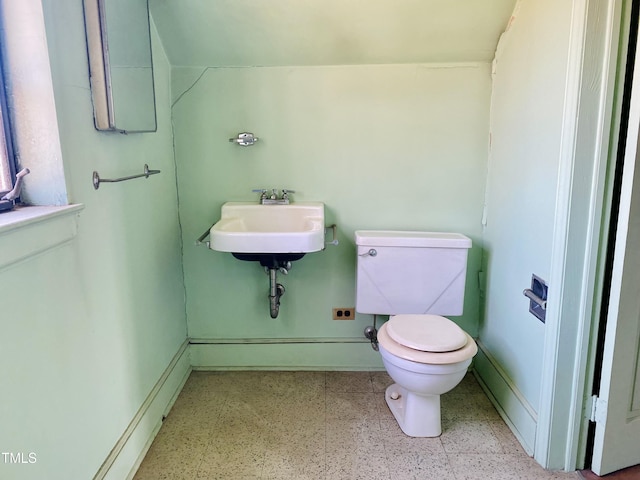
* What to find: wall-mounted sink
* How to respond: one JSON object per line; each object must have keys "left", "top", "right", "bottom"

{"left": 206, "top": 201, "right": 326, "bottom": 318}
{"left": 209, "top": 202, "right": 325, "bottom": 254}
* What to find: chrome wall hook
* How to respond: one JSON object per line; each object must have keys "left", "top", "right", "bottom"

{"left": 229, "top": 132, "right": 259, "bottom": 146}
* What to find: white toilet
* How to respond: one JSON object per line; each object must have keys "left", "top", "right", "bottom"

{"left": 355, "top": 230, "right": 478, "bottom": 437}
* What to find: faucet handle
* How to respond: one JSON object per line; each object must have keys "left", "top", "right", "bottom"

{"left": 281, "top": 189, "right": 296, "bottom": 198}
{"left": 252, "top": 189, "right": 268, "bottom": 200}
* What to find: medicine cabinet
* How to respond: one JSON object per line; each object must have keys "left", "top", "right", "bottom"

{"left": 83, "top": 0, "right": 157, "bottom": 132}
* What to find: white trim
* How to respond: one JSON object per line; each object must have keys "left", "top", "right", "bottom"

{"left": 93, "top": 340, "right": 191, "bottom": 480}
{"left": 0, "top": 204, "right": 83, "bottom": 232}
{"left": 190, "top": 340, "right": 384, "bottom": 370}
{"left": 125, "top": 358, "right": 192, "bottom": 480}
{"left": 473, "top": 342, "right": 537, "bottom": 454}
{"left": 0, "top": 204, "right": 84, "bottom": 271}
{"left": 535, "top": 0, "right": 587, "bottom": 463}
{"left": 189, "top": 336, "right": 372, "bottom": 344}
{"left": 537, "top": 0, "right": 621, "bottom": 470}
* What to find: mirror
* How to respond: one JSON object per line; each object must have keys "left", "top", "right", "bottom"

{"left": 83, "top": 0, "right": 157, "bottom": 133}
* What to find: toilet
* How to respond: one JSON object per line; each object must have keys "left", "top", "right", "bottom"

{"left": 355, "top": 230, "right": 477, "bottom": 437}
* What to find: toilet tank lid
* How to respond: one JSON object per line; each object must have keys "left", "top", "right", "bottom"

{"left": 355, "top": 230, "right": 471, "bottom": 248}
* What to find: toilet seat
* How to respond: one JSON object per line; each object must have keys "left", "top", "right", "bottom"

{"left": 386, "top": 314, "right": 468, "bottom": 352}
{"left": 378, "top": 315, "right": 477, "bottom": 365}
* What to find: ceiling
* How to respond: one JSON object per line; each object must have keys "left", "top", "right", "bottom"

{"left": 150, "top": 0, "right": 518, "bottom": 67}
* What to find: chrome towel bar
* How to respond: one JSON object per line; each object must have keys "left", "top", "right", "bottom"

{"left": 93, "top": 164, "right": 160, "bottom": 190}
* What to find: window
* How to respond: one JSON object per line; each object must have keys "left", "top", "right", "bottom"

{"left": 0, "top": 47, "right": 16, "bottom": 199}
{"left": 0, "top": 0, "right": 68, "bottom": 207}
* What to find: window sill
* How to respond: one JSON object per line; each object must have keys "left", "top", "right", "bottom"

{"left": 0, "top": 204, "right": 84, "bottom": 270}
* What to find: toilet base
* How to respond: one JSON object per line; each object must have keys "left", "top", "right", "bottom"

{"left": 385, "top": 383, "right": 442, "bottom": 437}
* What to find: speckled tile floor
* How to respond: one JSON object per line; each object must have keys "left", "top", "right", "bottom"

{"left": 133, "top": 371, "right": 580, "bottom": 480}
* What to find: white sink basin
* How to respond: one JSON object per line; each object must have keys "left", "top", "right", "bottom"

{"left": 210, "top": 202, "right": 325, "bottom": 253}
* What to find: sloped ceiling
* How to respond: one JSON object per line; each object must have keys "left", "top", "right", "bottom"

{"left": 150, "top": 0, "right": 517, "bottom": 67}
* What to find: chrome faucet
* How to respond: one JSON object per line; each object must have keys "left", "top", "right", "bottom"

{"left": 252, "top": 189, "right": 295, "bottom": 205}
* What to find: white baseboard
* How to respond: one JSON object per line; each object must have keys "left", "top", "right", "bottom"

{"left": 473, "top": 340, "right": 538, "bottom": 455}
{"left": 92, "top": 339, "right": 192, "bottom": 480}
{"left": 190, "top": 338, "right": 384, "bottom": 370}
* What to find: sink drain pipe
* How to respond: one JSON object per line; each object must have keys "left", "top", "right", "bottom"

{"left": 267, "top": 266, "right": 287, "bottom": 318}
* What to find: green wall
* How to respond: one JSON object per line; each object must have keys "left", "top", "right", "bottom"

{"left": 150, "top": 0, "right": 516, "bottom": 67}
{"left": 173, "top": 64, "right": 491, "bottom": 365}
{"left": 0, "top": 1, "right": 187, "bottom": 478}
{"left": 476, "top": 0, "right": 574, "bottom": 451}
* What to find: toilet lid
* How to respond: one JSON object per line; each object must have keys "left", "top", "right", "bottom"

{"left": 386, "top": 314, "right": 468, "bottom": 352}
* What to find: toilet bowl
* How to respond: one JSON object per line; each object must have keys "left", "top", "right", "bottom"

{"left": 376, "top": 314, "right": 477, "bottom": 437}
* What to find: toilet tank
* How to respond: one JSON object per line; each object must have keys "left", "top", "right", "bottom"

{"left": 355, "top": 230, "right": 472, "bottom": 316}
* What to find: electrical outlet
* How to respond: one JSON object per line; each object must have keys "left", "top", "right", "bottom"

{"left": 332, "top": 308, "right": 355, "bottom": 320}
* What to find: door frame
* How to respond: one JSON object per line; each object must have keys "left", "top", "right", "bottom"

{"left": 534, "top": 0, "right": 631, "bottom": 471}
